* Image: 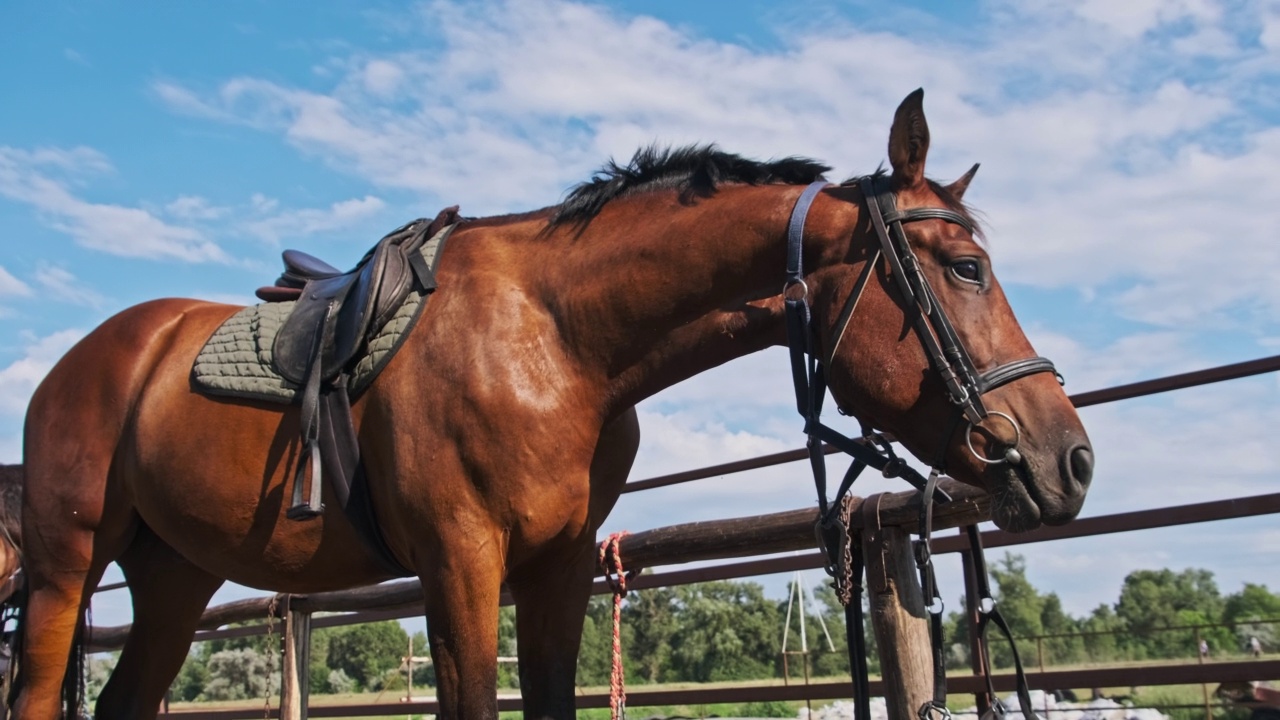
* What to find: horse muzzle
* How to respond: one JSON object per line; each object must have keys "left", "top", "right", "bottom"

{"left": 985, "top": 434, "right": 1093, "bottom": 532}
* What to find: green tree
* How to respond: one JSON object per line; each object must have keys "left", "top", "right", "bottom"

{"left": 668, "top": 581, "right": 780, "bottom": 682}
{"left": 203, "top": 648, "right": 278, "bottom": 701}
{"left": 988, "top": 554, "right": 1048, "bottom": 667}
{"left": 307, "top": 626, "right": 335, "bottom": 694}
{"left": 1115, "top": 568, "right": 1227, "bottom": 659}
{"left": 496, "top": 606, "right": 518, "bottom": 689}
{"left": 409, "top": 630, "right": 436, "bottom": 689}
{"left": 326, "top": 620, "right": 409, "bottom": 690}
{"left": 622, "top": 586, "right": 678, "bottom": 683}
{"left": 1080, "top": 603, "right": 1125, "bottom": 662}
{"left": 85, "top": 653, "right": 118, "bottom": 705}
{"left": 578, "top": 595, "right": 619, "bottom": 686}
{"left": 1223, "top": 583, "right": 1280, "bottom": 651}
{"left": 803, "top": 581, "right": 853, "bottom": 679}
{"left": 172, "top": 648, "right": 210, "bottom": 701}
{"left": 1040, "top": 593, "right": 1083, "bottom": 665}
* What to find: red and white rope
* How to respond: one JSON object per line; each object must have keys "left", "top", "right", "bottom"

{"left": 598, "top": 531, "right": 630, "bottom": 720}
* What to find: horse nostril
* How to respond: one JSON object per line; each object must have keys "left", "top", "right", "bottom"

{"left": 1068, "top": 445, "right": 1094, "bottom": 488}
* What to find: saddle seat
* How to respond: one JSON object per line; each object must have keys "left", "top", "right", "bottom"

{"left": 256, "top": 205, "right": 459, "bottom": 522}
{"left": 280, "top": 250, "right": 342, "bottom": 284}
{"left": 262, "top": 206, "right": 459, "bottom": 386}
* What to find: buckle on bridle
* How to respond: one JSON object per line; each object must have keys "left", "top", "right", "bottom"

{"left": 980, "top": 698, "right": 1009, "bottom": 720}
{"left": 913, "top": 538, "right": 932, "bottom": 567}
{"left": 919, "top": 701, "right": 953, "bottom": 720}
{"left": 783, "top": 277, "right": 808, "bottom": 302}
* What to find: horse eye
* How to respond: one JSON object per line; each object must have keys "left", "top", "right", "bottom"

{"left": 950, "top": 259, "right": 982, "bottom": 284}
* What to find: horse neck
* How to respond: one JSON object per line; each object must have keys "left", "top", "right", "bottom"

{"left": 543, "top": 184, "right": 856, "bottom": 413}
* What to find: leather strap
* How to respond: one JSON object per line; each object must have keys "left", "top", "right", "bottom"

{"left": 825, "top": 247, "right": 881, "bottom": 368}
{"left": 966, "top": 524, "right": 1041, "bottom": 720}
{"left": 916, "top": 472, "right": 949, "bottom": 718}
{"left": 979, "top": 356, "right": 1058, "bottom": 394}
{"left": 784, "top": 175, "right": 1062, "bottom": 720}
{"left": 787, "top": 182, "right": 830, "bottom": 284}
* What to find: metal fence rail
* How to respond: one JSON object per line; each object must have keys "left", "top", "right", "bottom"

{"left": 85, "top": 352, "right": 1278, "bottom": 716}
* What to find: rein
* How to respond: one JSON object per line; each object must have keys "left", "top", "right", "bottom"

{"left": 784, "top": 178, "right": 1054, "bottom": 720}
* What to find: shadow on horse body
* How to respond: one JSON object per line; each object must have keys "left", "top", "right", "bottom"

{"left": 14, "top": 90, "right": 1093, "bottom": 719}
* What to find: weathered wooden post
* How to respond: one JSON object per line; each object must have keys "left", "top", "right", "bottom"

{"left": 860, "top": 494, "right": 935, "bottom": 720}
{"left": 280, "top": 596, "right": 311, "bottom": 720}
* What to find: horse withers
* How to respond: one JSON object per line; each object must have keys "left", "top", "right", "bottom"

{"left": 14, "top": 89, "right": 1091, "bottom": 718}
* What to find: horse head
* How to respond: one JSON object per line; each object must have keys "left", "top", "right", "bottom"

{"left": 811, "top": 90, "right": 1093, "bottom": 532}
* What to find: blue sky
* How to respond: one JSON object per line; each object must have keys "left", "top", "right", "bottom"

{"left": 2, "top": 0, "right": 1279, "bottom": 632}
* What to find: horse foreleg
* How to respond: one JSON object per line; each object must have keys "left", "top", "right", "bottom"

{"left": 507, "top": 540, "right": 596, "bottom": 720}
{"left": 506, "top": 409, "right": 639, "bottom": 718}
{"left": 94, "top": 525, "right": 223, "bottom": 720}
{"left": 419, "top": 531, "right": 505, "bottom": 719}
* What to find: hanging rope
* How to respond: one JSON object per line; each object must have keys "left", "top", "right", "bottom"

{"left": 598, "top": 531, "right": 631, "bottom": 720}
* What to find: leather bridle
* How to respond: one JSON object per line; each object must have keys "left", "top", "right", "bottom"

{"left": 784, "top": 177, "right": 1056, "bottom": 720}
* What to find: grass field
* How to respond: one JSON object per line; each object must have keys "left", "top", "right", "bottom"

{"left": 165, "top": 675, "right": 1258, "bottom": 720}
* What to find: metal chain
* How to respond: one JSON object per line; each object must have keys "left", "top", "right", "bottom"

{"left": 830, "top": 494, "right": 858, "bottom": 606}
{"left": 263, "top": 594, "right": 280, "bottom": 720}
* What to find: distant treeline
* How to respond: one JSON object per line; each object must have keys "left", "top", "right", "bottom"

{"left": 91, "top": 555, "right": 1277, "bottom": 702}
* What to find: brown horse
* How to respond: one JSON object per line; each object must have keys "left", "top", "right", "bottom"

{"left": 14, "top": 89, "right": 1092, "bottom": 718}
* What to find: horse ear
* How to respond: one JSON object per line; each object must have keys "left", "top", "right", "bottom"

{"left": 946, "top": 163, "right": 980, "bottom": 200}
{"left": 888, "top": 88, "right": 929, "bottom": 190}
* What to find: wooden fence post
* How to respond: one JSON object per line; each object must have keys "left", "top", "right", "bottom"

{"left": 280, "top": 598, "right": 311, "bottom": 720}
{"left": 862, "top": 495, "right": 934, "bottom": 720}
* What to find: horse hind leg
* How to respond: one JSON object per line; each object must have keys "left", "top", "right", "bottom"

{"left": 15, "top": 436, "right": 135, "bottom": 718}
{"left": 10, "top": 519, "right": 113, "bottom": 719}
{"left": 94, "top": 525, "right": 222, "bottom": 720}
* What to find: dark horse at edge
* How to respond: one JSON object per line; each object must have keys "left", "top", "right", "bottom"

{"left": 13, "top": 90, "right": 1091, "bottom": 718}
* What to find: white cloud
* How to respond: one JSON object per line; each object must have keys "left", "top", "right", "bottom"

{"left": 0, "top": 329, "right": 85, "bottom": 416}
{"left": 34, "top": 265, "right": 108, "bottom": 309}
{"left": 243, "top": 195, "right": 386, "bottom": 243}
{"left": 361, "top": 59, "right": 404, "bottom": 97}
{"left": 63, "top": 48, "right": 90, "bottom": 67}
{"left": 165, "top": 195, "right": 227, "bottom": 221}
{"left": 145, "top": 0, "right": 1280, "bottom": 331}
{"left": 0, "top": 146, "right": 231, "bottom": 263}
{"left": 0, "top": 266, "right": 30, "bottom": 297}
{"left": 1071, "top": 0, "right": 1221, "bottom": 38}
{"left": 125, "top": 0, "right": 1280, "bottom": 614}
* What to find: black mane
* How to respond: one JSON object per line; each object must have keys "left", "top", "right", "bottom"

{"left": 552, "top": 144, "right": 831, "bottom": 225}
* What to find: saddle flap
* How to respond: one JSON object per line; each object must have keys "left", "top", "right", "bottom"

{"left": 330, "top": 247, "right": 394, "bottom": 372}
{"left": 273, "top": 274, "right": 359, "bottom": 385}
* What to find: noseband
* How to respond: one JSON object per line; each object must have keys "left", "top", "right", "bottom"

{"left": 784, "top": 177, "right": 1057, "bottom": 720}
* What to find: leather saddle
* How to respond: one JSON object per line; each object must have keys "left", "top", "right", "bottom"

{"left": 257, "top": 206, "right": 459, "bottom": 522}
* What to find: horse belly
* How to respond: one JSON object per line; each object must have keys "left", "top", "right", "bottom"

{"left": 124, "top": 308, "right": 397, "bottom": 592}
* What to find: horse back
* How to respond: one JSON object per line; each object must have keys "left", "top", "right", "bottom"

{"left": 25, "top": 298, "right": 397, "bottom": 591}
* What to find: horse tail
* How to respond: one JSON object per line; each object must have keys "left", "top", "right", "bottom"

{"left": 61, "top": 606, "right": 87, "bottom": 719}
